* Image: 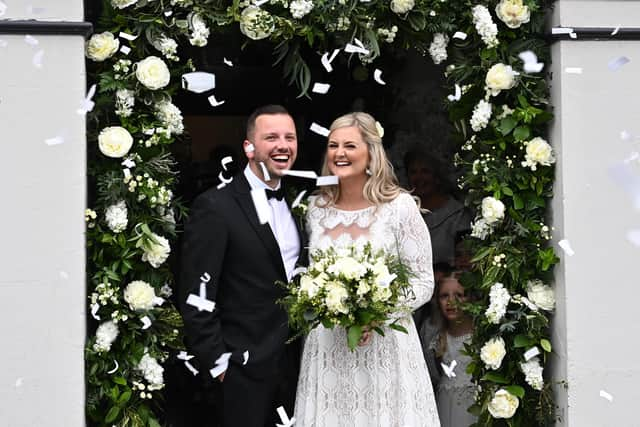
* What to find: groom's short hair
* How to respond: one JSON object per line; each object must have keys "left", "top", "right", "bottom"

{"left": 246, "top": 104, "right": 291, "bottom": 140}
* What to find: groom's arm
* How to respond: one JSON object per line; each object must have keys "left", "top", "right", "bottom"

{"left": 179, "top": 192, "right": 228, "bottom": 378}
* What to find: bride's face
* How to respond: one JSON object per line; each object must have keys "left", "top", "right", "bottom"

{"left": 326, "top": 126, "right": 370, "bottom": 180}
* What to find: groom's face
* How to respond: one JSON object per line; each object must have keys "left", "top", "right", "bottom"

{"left": 244, "top": 113, "right": 298, "bottom": 184}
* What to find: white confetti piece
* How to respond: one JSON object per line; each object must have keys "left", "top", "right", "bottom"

{"left": 186, "top": 294, "right": 216, "bottom": 312}
{"left": 164, "top": 10, "right": 173, "bottom": 17}
{"left": 90, "top": 303, "right": 101, "bottom": 320}
{"left": 551, "top": 27, "right": 574, "bottom": 35}
{"left": 223, "top": 57, "right": 233, "bottom": 67}
{"left": 178, "top": 351, "right": 195, "bottom": 361}
{"left": 344, "top": 41, "right": 369, "bottom": 56}
{"left": 452, "top": 31, "right": 467, "bottom": 40}
{"left": 77, "top": 84, "right": 97, "bottom": 115}
{"left": 441, "top": 360, "right": 457, "bottom": 378}
{"left": 0, "top": 1, "right": 6, "bottom": 17}
{"left": 119, "top": 45, "right": 131, "bottom": 55}
{"left": 0, "top": 39, "right": 7, "bottom": 48}
{"left": 312, "top": 82, "right": 330, "bottom": 94}
{"left": 283, "top": 170, "right": 317, "bottom": 179}
{"left": 569, "top": 32, "right": 577, "bottom": 39}
{"left": 32, "top": 49, "right": 44, "bottom": 68}
{"left": 107, "top": 360, "right": 119, "bottom": 374}
{"left": 209, "top": 352, "right": 232, "bottom": 379}
{"left": 524, "top": 346, "right": 540, "bottom": 361}
{"left": 184, "top": 361, "right": 199, "bottom": 375}
{"left": 141, "top": 316, "right": 152, "bottom": 330}
{"left": 558, "top": 239, "right": 575, "bottom": 256}
{"left": 45, "top": 135, "right": 64, "bottom": 146}
{"left": 321, "top": 49, "right": 340, "bottom": 73}
{"left": 623, "top": 151, "right": 639, "bottom": 164}
{"left": 564, "top": 67, "right": 583, "bottom": 74}
{"left": 259, "top": 162, "right": 271, "bottom": 181}
{"left": 291, "top": 190, "right": 308, "bottom": 209}
{"left": 254, "top": 0, "right": 269, "bottom": 5}
{"left": 608, "top": 56, "right": 630, "bottom": 71}
{"left": 599, "top": 390, "right": 613, "bottom": 402}
{"left": 118, "top": 31, "right": 137, "bottom": 41}
{"left": 251, "top": 188, "right": 272, "bottom": 225}
{"left": 123, "top": 168, "right": 132, "bottom": 180}
{"left": 59, "top": 271, "right": 69, "bottom": 279}
{"left": 221, "top": 156, "right": 233, "bottom": 171}
{"left": 611, "top": 26, "right": 620, "bottom": 36}
{"left": 373, "top": 69, "right": 386, "bottom": 85}
{"left": 276, "top": 406, "right": 296, "bottom": 427}
{"left": 291, "top": 266, "right": 308, "bottom": 277}
{"left": 27, "top": 5, "right": 45, "bottom": 15}
{"left": 626, "top": 229, "right": 640, "bottom": 247}
{"left": 216, "top": 181, "right": 229, "bottom": 190}
{"left": 518, "top": 50, "right": 544, "bottom": 73}
{"left": 15, "top": 378, "right": 23, "bottom": 388}
{"left": 208, "top": 95, "right": 226, "bottom": 107}
{"left": 122, "top": 158, "right": 136, "bottom": 168}
{"left": 182, "top": 71, "right": 216, "bottom": 93}
{"left": 24, "top": 35, "right": 39, "bottom": 46}
{"left": 218, "top": 171, "right": 233, "bottom": 185}
{"left": 316, "top": 175, "right": 339, "bottom": 186}
{"left": 447, "top": 84, "right": 461, "bottom": 102}
{"left": 620, "top": 130, "right": 632, "bottom": 141}
{"left": 242, "top": 350, "right": 249, "bottom": 365}
{"left": 310, "top": 122, "right": 330, "bottom": 137}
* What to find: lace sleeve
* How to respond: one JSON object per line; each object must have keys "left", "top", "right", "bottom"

{"left": 394, "top": 193, "right": 435, "bottom": 311}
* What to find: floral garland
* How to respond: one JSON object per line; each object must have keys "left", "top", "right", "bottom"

{"left": 86, "top": 0, "right": 556, "bottom": 425}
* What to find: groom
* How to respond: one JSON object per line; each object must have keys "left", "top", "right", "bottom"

{"left": 180, "top": 105, "right": 305, "bottom": 427}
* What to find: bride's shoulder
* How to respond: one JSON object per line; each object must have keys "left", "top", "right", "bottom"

{"left": 390, "top": 192, "right": 420, "bottom": 210}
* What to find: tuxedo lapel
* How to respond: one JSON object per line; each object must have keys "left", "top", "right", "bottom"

{"left": 231, "top": 174, "right": 287, "bottom": 279}
{"left": 283, "top": 181, "right": 309, "bottom": 267}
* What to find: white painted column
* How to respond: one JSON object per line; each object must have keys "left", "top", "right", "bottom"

{"left": 0, "top": 2, "right": 87, "bottom": 426}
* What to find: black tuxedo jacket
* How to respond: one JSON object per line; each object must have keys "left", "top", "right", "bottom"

{"left": 179, "top": 172, "right": 308, "bottom": 381}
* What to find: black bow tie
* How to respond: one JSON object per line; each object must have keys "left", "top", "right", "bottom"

{"left": 265, "top": 188, "right": 285, "bottom": 201}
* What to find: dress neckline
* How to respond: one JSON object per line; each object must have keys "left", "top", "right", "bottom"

{"left": 328, "top": 204, "right": 376, "bottom": 213}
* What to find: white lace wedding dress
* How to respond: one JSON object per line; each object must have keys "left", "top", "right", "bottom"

{"left": 294, "top": 193, "right": 441, "bottom": 427}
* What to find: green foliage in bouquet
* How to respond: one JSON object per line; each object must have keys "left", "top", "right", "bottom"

{"left": 280, "top": 243, "right": 413, "bottom": 350}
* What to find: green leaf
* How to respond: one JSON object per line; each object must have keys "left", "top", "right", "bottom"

{"left": 540, "top": 338, "right": 552, "bottom": 352}
{"left": 517, "top": 94, "right": 530, "bottom": 108}
{"left": 407, "top": 12, "right": 426, "bottom": 31}
{"left": 105, "top": 406, "right": 120, "bottom": 423}
{"left": 148, "top": 417, "right": 162, "bottom": 427}
{"left": 513, "top": 126, "right": 530, "bottom": 141}
{"left": 482, "top": 372, "right": 510, "bottom": 384}
{"left": 498, "top": 116, "right": 518, "bottom": 136}
{"left": 112, "top": 376, "right": 127, "bottom": 386}
{"left": 388, "top": 323, "right": 408, "bottom": 334}
{"left": 513, "top": 194, "right": 524, "bottom": 210}
{"left": 372, "top": 326, "right": 385, "bottom": 336}
{"left": 504, "top": 385, "right": 525, "bottom": 398}
{"left": 347, "top": 325, "right": 362, "bottom": 351}
{"left": 513, "top": 334, "right": 534, "bottom": 348}
{"left": 117, "top": 390, "right": 132, "bottom": 405}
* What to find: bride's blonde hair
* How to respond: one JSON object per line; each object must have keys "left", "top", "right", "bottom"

{"left": 318, "top": 112, "right": 407, "bottom": 206}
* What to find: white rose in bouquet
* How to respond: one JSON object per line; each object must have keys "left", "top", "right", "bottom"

{"left": 485, "top": 63, "right": 517, "bottom": 96}
{"left": 480, "top": 336, "right": 507, "bottom": 369}
{"left": 98, "top": 126, "right": 133, "bottom": 158}
{"left": 105, "top": 200, "right": 128, "bottom": 233}
{"left": 300, "top": 275, "right": 321, "bottom": 298}
{"left": 142, "top": 232, "right": 171, "bottom": 268}
{"left": 522, "top": 137, "right": 555, "bottom": 170}
{"left": 495, "top": 0, "right": 531, "bottom": 29}
{"left": 124, "top": 280, "right": 159, "bottom": 311}
{"left": 328, "top": 256, "right": 367, "bottom": 280}
{"left": 372, "top": 285, "right": 392, "bottom": 302}
{"left": 488, "top": 389, "right": 519, "bottom": 418}
{"left": 390, "top": 0, "right": 414, "bottom": 15}
{"left": 136, "top": 56, "right": 171, "bottom": 90}
{"left": 86, "top": 32, "right": 119, "bottom": 62}
{"left": 93, "top": 320, "right": 119, "bottom": 352}
{"left": 239, "top": 6, "right": 275, "bottom": 40}
{"left": 324, "top": 281, "right": 349, "bottom": 314}
{"left": 112, "top": 0, "right": 138, "bottom": 9}
{"left": 526, "top": 279, "right": 555, "bottom": 311}
{"left": 481, "top": 196, "right": 505, "bottom": 225}
{"left": 520, "top": 357, "right": 544, "bottom": 390}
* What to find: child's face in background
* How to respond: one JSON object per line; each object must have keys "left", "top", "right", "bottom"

{"left": 438, "top": 278, "right": 467, "bottom": 322}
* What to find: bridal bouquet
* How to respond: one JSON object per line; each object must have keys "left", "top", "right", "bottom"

{"left": 280, "top": 243, "right": 412, "bottom": 350}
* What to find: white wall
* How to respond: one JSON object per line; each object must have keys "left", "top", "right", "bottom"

{"left": 551, "top": 3, "right": 640, "bottom": 425}
{"left": 0, "top": 2, "right": 86, "bottom": 426}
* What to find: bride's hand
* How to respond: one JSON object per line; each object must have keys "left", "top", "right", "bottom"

{"left": 358, "top": 329, "right": 373, "bottom": 347}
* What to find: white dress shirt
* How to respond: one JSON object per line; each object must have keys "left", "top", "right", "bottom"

{"left": 244, "top": 165, "right": 300, "bottom": 280}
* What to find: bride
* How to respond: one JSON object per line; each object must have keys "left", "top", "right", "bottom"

{"left": 294, "top": 112, "right": 441, "bottom": 426}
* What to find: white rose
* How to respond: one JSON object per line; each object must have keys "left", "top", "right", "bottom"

{"left": 495, "top": 0, "right": 531, "bottom": 29}
{"left": 485, "top": 63, "right": 517, "bottom": 96}
{"left": 325, "top": 281, "right": 349, "bottom": 314}
{"left": 481, "top": 196, "right": 505, "bottom": 225}
{"left": 112, "top": 0, "right": 138, "bottom": 9}
{"left": 86, "top": 32, "right": 119, "bottom": 62}
{"left": 480, "top": 336, "right": 507, "bottom": 370}
{"left": 520, "top": 357, "right": 544, "bottom": 390}
{"left": 328, "top": 257, "right": 367, "bottom": 280}
{"left": 372, "top": 285, "right": 392, "bottom": 302}
{"left": 522, "top": 137, "right": 555, "bottom": 170}
{"left": 356, "top": 280, "right": 370, "bottom": 296}
{"left": 239, "top": 6, "right": 275, "bottom": 41}
{"left": 105, "top": 200, "right": 128, "bottom": 233}
{"left": 526, "top": 280, "right": 555, "bottom": 311}
{"left": 135, "top": 56, "right": 171, "bottom": 90}
{"left": 93, "top": 320, "right": 119, "bottom": 352}
{"left": 124, "top": 280, "right": 158, "bottom": 311}
{"left": 390, "top": 0, "right": 415, "bottom": 15}
{"left": 300, "top": 275, "right": 320, "bottom": 297}
{"left": 142, "top": 233, "right": 171, "bottom": 268}
{"left": 98, "top": 126, "right": 133, "bottom": 158}
{"left": 488, "top": 389, "right": 519, "bottom": 418}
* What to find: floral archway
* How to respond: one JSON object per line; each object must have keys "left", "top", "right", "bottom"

{"left": 85, "top": 0, "right": 558, "bottom": 425}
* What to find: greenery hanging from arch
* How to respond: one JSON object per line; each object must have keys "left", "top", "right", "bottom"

{"left": 85, "top": 0, "right": 558, "bottom": 425}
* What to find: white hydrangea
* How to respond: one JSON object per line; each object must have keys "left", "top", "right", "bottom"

{"left": 189, "top": 13, "right": 210, "bottom": 47}
{"left": 390, "top": 0, "right": 415, "bottom": 15}
{"left": 324, "top": 281, "right": 349, "bottom": 314}
{"left": 470, "top": 99, "right": 493, "bottom": 131}
{"left": 520, "top": 357, "right": 544, "bottom": 390}
{"left": 157, "top": 35, "right": 179, "bottom": 61}
{"left": 526, "top": 279, "right": 555, "bottom": 311}
{"left": 105, "top": 200, "right": 128, "bottom": 233}
{"left": 472, "top": 5, "right": 499, "bottom": 48}
{"left": 521, "top": 137, "right": 555, "bottom": 170}
{"left": 112, "top": 0, "right": 138, "bottom": 9}
{"left": 137, "top": 353, "right": 165, "bottom": 389}
{"left": 485, "top": 282, "right": 511, "bottom": 323}
{"left": 115, "top": 89, "right": 135, "bottom": 118}
{"left": 124, "top": 280, "right": 161, "bottom": 311}
{"left": 481, "top": 196, "right": 505, "bottom": 224}
{"left": 428, "top": 33, "right": 449, "bottom": 65}
{"left": 93, "top": 320, "right": 119, "bottom": 352}
{"left": 480, "top": 336, "right": 507, "bottom": 370}
{"left": 471, "top": 218, "right": 491, "bottom": 240}
{"left": 142, "top": 232, "right": 171, "bottom": 268}
{"left": 289, "top": 0, "right": 313, "bottom": 19}
{"left": 240, "top": 6, "right": 275, "bottom": 40}
{"left": 155, "top": 100, "right": 184, "bottom": 136}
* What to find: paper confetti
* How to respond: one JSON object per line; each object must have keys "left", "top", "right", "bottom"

{"left": 250, "top": 188, "right": 272, "bottom": 225}
{"left": 218, "top": 171, "right": 233, "bottom": 185}
{"left": 186, "top": 294, "right": 216, "bottom": 312}
{"left": 608, "top": 56, "right": 630, "bottom": 72}
{"left": 620, "top": 130, "right": 632, "bottom": 141}
{"left": 291, "top": 266, "right": 308, "bottom": 277}
{"left": 321, "top": 49, "right": 340, "bottom": 73}
{"left": 24, "top": 35, "right": 39, "bottom": 46}
{"left": 551, "top": 27, "right": 574, "bottom": 35}
{"left": 447, "top": 84, "right": 461, "bottom": 102}
{"left": 259, "top": 162, "right": 271, "bottom": 181}
{"left": 182, "top": 71, "right": 216, "bottom": 93}
{"left": 119, "top": 31, "right": 138, "bottom": 41}
{"left": 210, "top": 352, "right": 232, "bottom": 379}
{"left": 611, "top": 26, "right": 620, "bottom": 36}
{"left": 626, "top": 229, "right": 640, "bottom": 247}
{"left": 119, "top": 45, "right": 131, "bottom": 55}
{"left": 254, "top": 0, "right": 269, "bottom": 5}
{"left": 316, "top": 175, "right": 339, "bottom": 186}
{"left": 283, "top": 170, "right": 317, "bottom": 179}
{"left": 184, "top": 361, "right": 199, "bottom": 376}
{"left": 599, "top": 390, "right": 613, "bottom": 402}
{"left": 32, "top": 49, "right": 44, "bottom": 68}
{"left": 564, "top": 67, "right": 583, "bottom": 74}
{"left": 310, "top": 122, "right": 330, "bottom": 137}
{"left": 59, "top": 271, "right": 69, "bottom": 280}
{"left": 0, "top": 1, "right": 6, "bottom": 17}
{"left": 164, "top": 10, "right": 173, "bottom": 17}
{"left": 223, "top": 57, "right": 234, "bottom": 67}
{"left": 0, "top": 39, "right": 7, "bottom": 48}
{"left": 15, "top": 378, "right": 23, "bottom": 388}
{"left": 373, "top": 69, "right": 386, "bottom": 85}
{"left": 452, "top": 31, "right": 467, "bottom": 40}
{"left": 242, "top": 350, "right": 250, "bottom": 365}
{"left": 107, "top": 360, "right": 119, "bottom": 374}
{"left": 519, "top": 50, "right": 544, "bottom": 73}
{"left": 45, "top": 135, "right": 64, "bottom": 146}
{"left": 312, "top": 82, "right": 331, "bottom": 94}
{"left": 141, "top": 316, "right": 152, "bottom": 330}
{"left": 27, "top": 5, "right": 45, "bottom": 15}
{"left": 558, "top": 239, "right": 575, "bottom": 256}
{"left": 344, "top": 40, "right": 369, "bottom": 56}
{"left": 221, "top": 156, "right": 233, "bottom": 170}
{"left": 524, "top": 346, "right": 540, "bottom": 361}
{"left": 291, "top": 190, "right": 308, "bottom": 209}
{"left": 208, "top": 95, "right": 226, "bottom": 107}
{"left": 90, "top": 303, "right": 101, "bottom": 320}
{"left": 77, "top": 84, "right": 97, "bottom": 115}
{"left": 276, "top": 406, "right": 296, "bottom": 427}
{"left": 441, "top": 360, "right": 457, "bottom": 378}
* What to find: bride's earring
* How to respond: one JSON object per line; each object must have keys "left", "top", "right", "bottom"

{"left": 366, "top": 167, "right": 372, "bottom": 176}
